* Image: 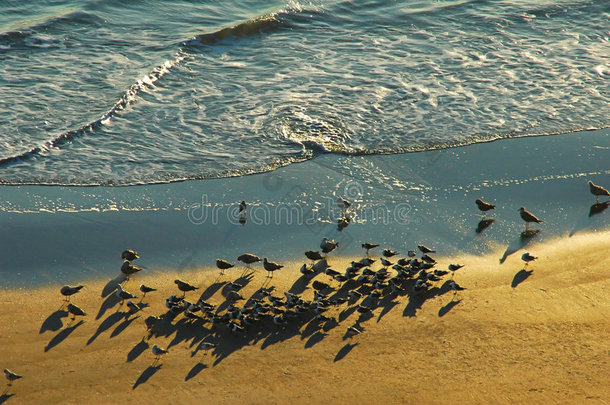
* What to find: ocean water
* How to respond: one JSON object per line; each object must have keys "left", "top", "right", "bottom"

{"left": 0, "top": 0, "right": 608, "bottom": 186}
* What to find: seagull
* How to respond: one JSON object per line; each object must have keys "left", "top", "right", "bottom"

{"left": 263, "top": 258, "right": 283, "bottom": 278}
{"left": 152, "top": 344, "right": 168, "bottom": 363}
{"left": 521, "top": 252, "right": 537, "bottom": 266}
{"left": 60, "top": 285, "right": 84, "bottom": 302}
{"left": 121, "top": 249, "right": 139, "bottom": 261}
{"left": 407, "top": 250, "right": 416, "bottom": 258}
{"left": 337, "top": 216, "right": 351, "bottom": 231}
{"left": 174, "top": 279, "right": 198, "bottom": 295}
{"left": 126, "top": 300, "right": 143, "bottom": 314}
{"left": 115, "top": 284, "right": 137, "bottom": 303}
{"left": 380, "top": 258, "right": 393, "bottom": 267}
{"left": 361, "top": 242, "right": 379, "bottom": 256}
{"left": 139, "top": 284, "right": 156, "bottom": 298}
{"left": 519, "top": 207, "right": 542, "bottom": 230}
{"left": 237, "top": 253, "right": 261, "bottom": 268}
{"left": 67, "top": 303, "right": 86, "bottom": 319}
{"left": 3, "top": 369, "right": 22, "bottom": 386}
{"left": 312, "top": 280, "right": 331, "bottom": 292}
{"left": 382, "top": 249, "right": 398, "bottom": 258}
{"left": 300, "top": 263, "right": 315, "bottom": 277}
{"left": 121, "top": 260, "right": 142, "bottom": 279}
{"left": 417, "top": 245, "right": 435, "bottom": 254}
{"left": 337, "top": 197, "right": 352, "bottom": 211}
{"left": 320, "top": 237, "right": 339, "bottom": 254}
{"left": 588, "top": 180, "right": 610, "bottom": 203}
{"left": 475, "top": 199, "right": 496, "bottom": 214}
{"left": 449, "top": 280, "right": 466, "bottom": 293}
{"left": 305, "top": 250, "right": 324, "bottom": 262}
{"left": 216, "top": 259, "right": 234, "bottom": 275}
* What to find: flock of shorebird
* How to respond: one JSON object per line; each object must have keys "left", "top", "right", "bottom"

{"left": 3, "top": 180, "right": 608, "bottom": 391}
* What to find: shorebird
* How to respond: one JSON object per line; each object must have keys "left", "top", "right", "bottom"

{"left": 312, "top": 280, "right": 331, "bottom": 292}
{"left": 216, "top": 259, "right": 234, "bottom": 275}
{"left": 448, "top": 264, "right": 464, "bottom": 276}
{"left": 174, "top": 279, "right": 198, "bottom": 296}
{"left": 67, "top": 303, "right": 86, "bottom": 319}
{"left": 417, "top": 244, "right": 435, "bottom": 254}
{"left": 449, "top": 280, "right": 466, "bottom": 294}
{"left": 320, "top": 237, "right": 339, "bottom": 254}
{"left": 263, "top": 258, "right": 283, "bottom": 278}
{"left": 588, "top": 180, "right": 610, "bottom": 203}
{"left": 139, "top": 284, "right": 156, "bottom": 298}
{"left": 421, "top": 254, "right": 436, "bottom": 264}
{"left": 60, "top": 285, "right": 84, "bottom": 302}
{"left": 305, "top": 250, "right": 324, "bottom": 262}
{"left": 521, "top": 252, "right": 537, "bottom": 266}
{"left": 380, "top": 258, "right": 393, "bottom": 268}
{"left": 115, "top": 284, "right": 137, "bottom": 304}
{"left": 121, "top": 249, "right": 139, "bottom": 261}
{"left": 237, "top": 253, "right": 261, "bottom": 268}
{"left": 345, "top": 325, "right": 363, "bottom": 337}
{"left": 382, "top": 249, "right": 398, "bottom": 258}
{"left": 239, "top": 200, "right": 247, "bottom": 213}
{"left": 300, "top": 263, "right": 315, "bottom": 277}
{"left": 121, "top": 260, "right": 142, "bottom": 279}
{"left": 407, "top": 250, "right": 416, "bottom": 258}
{"left": 337, "top": 216, "right": 351, "bottom": 231}
{"left": 3, "top": 369, "right": 22, "bottom": 386}
{"left": 127, "top": 300, "right": 143, "bottom": 314}
{"left": 519, "top": 207, "right": 542, "bottom": 230}
{"left": 475, "top": 199, "right": 496, "bottom": 215}
{"left": 337, "top": 197, "right": 351, "bottom": 211}
{"left": 152, "top": 344, "right": 168, "bottom": 363}
{"left": 361, "top": 242, "right": 379, "bottom": 256}
{"left": 144, "top": 315, "right": 159, "bottom": 331}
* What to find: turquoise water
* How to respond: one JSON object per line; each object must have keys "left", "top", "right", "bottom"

{"left": 1, "top": 0, "right": 608, "bottom": 185}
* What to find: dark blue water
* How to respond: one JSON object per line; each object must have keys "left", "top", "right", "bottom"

{"left": 1, "top": 0, "right": 608, "bottom": 185}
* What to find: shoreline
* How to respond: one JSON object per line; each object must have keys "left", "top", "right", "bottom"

{"left": 1, "top": 230, "right": 609, "bottom": 404}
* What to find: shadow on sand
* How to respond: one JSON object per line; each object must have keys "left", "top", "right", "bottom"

{"left": 438, "top": 299, "right": 461, "bottom": 317}
{"left": 127, "top": 338, "right": 150, "bottom": 363}
{"left": 334, "top": 342, "right": 358, "bottom": 362}
{"left": 185, "top": 362, "right": 208, "bottom": 381}
{"left": 45, "top": 320, "right": 84, "bottom": 352}
{"left": 511, "top": 269, "right": 533, "bottom": 288}
{"left": 499, "top": 230, "right": 541, "bottom": 264}
{"left": 40, "top": 309, "right": 69, "bottom": 334}
{"left": 475, "top": 218, "right": 495, "bottom": 234}
{"left": 0, "top": 393, "right": 15, "bottom": 404}
{"left": 87, "top": 312, "right": 127, "bottom": 345}
{"left": 101, "top": 274, "right": 127, "bottom": 298}
{"left": 133, "top": 365, "right": 162, "bottom": 389}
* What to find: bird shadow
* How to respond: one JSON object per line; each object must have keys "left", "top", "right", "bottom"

{"left": 569, "top": 202, "right": 609, "bottom": 237}
{"left": 499, "top": 230, "right": 541, "bottom": 264}
{"left": 127, "top": 338, "right": 150, "bottom": 362}
{"left": 304, "top": 331, "right": 327, "bottom": 349}
{"left": 334, "top": 342, "right": 358, "bottom": 362}
{"left": 185, "top": 362, "right": 208, "bottom": 381}
{"left": 44, "top": 320, "right": 84, "bottom": 352}
{"left": 475, "top": 218, "right": 495, "bottom": 234}
{"left": 0, "top": 393, "right": 15, "bottom": 404}
{"left": 40, "top": 309, "right": 69, "bottom": 334}
{"left": 101, "top": 274, "right": 127, "bottom": 298}
{"left": 111, "top": 315, "right": 140, "bottom": 338}
{"left": 438, "top": 299, "right": 461, "bottom": 317}
{"left": 288, "top": 275, "right": 311, "bottom": 295}
{"left": 198, "top": 281, "right": 226, "bottom": 302}
{"left": 132, "top": 365, "right": 162, "bottom": 390}
{"left": 87, "top": 312, "right": 127, "bottom": 345}
{"left": 511, "top": 269, "right": 533, "bottom": 288}
{"left": 95, "top": 293, "right": 121, "bottom": 320}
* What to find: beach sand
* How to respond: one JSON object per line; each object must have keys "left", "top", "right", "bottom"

{"left": 1, "top": 230, "right": 609, "bottom": 404}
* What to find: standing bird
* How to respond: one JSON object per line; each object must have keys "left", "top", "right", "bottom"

{"left": 320, "top": 237, "right": 339, "bottom": 254}
{"left": 216, "top": 259, "right": 234, "bottom": 275}
{"left": 121, "top": 260, "right": 142, "bottom": 279}
{"left": 151, "top": 344, "right": 168, "bottom": 363}
{"left": 305, "top": 250, "right": 324, "bottom": 262}
{"left": 417, "top": 244, "right": 435, "bottom": 254}
{"left": 139, "top": 284, "right": 156, "bottom": 298}
{"left": 449, "top": 280, "right": 466, "bottom": 295}
{"left": 174, "top": 279, "right": 198, "bottom": 296}
{"left": 239, "top": 200, "right": 247, "bottom": 213}
{"left": 519, "top": 207, "right": 542, "bottom": 230}
{"left": 337, "top": 197, "right": 352, "bottom": 211}
{"left": 121, "top": 249, "right": 139, "bottom": 261}
{"left": 60, "top": 285, "right": 84, "bottom": 302}
{"left": 475, "top": 199, "right": 496, "bottom": 215}
{"left": 521, "top": 252, "right": 537, "bottom": 266}
{"left": 362, "top": 242, "right": 379, "bottom": 256}
{"left": 67, "top": 303, "right": 86, "bottom": 320}
{"left": 237, "top": 253, "right": 261, "bottom": 268}
{"left": 115, "top": 284, "right": 137, "bottom": 304}
{"left": 263, "top": 258, "right": 283, "bottom": 278}
{"left": 588, "top": 181, "right": 610, "bottom": 203}
{"left": 4, "top": 369, "right": 22, "bottom": 386}
{"left": 382, "top": 249, "right": 398, "bottom": 258}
